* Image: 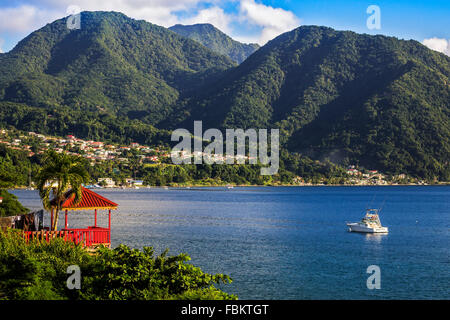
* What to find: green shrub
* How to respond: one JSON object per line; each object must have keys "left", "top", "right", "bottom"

{"left": 0, "top": 189, "right": 29, "bottom": 217}
{"left": 0, "top": 230, "right": 236, "bottom": 300}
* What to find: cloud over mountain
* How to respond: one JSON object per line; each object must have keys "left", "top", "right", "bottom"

{"left": 0, "top": 0, "right": 300, "bottom": 51}
{"left": 239, "top": 0, "right": 300, "bottom": 44}
{"left": 423, "top": 37, "right": 450, "bottom": 56}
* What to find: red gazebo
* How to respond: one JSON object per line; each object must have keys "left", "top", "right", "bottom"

{"left": 24, "top": 187, "right": 118, "bottom": 248}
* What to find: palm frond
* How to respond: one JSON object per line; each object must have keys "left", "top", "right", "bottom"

{"left": 35, "top": 150, "right": 91, "bottom": 216}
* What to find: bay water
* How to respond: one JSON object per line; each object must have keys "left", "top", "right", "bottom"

{"left": 11, "top": 186, "right": 449, "bottom": 299}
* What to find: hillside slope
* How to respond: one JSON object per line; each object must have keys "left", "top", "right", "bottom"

{"left": 174, "top": 26, "right": 450, "bottom": 178}
{"left": 0, "top": 11, "right": 235, "bottom": 126}
{"left": 169, "top": 23, "right": 259, "bottom": 64}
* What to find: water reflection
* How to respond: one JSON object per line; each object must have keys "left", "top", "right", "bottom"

{"left": 363, "top": 232, "right": 388, "bottom": 243}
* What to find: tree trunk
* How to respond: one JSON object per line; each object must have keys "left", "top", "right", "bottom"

{"left": 52, "top": 208, "right": 60, "bottom": 231}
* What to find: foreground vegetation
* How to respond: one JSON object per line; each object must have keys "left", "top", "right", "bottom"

{"left": 0, "top": 189, "right": 29, "bottom": 217}
{"left": 0, "top": 146, "right": 236, "bottom": 301}
{"left": 0, "top": 230, "right": 236, "bottom": 300}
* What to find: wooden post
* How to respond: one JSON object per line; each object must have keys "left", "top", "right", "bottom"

{"left": 108, "top": 209, "right": 111, "bottom": 244}
{"left": 95, "top": 209, "right": 97, "bottom": 227}
{"left": 50, "top": 208, "right": 53, "bottom": 230}
{"left": 64, "top": 210, "right": 68, "bottom": 229}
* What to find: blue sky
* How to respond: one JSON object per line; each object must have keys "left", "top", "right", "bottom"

{"left": 0, "top": 0, "right": 448, "bottom": 54}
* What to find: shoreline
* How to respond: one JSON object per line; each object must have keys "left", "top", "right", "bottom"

{"left": 10, "top": 182, "right": 450, "bottom": 190}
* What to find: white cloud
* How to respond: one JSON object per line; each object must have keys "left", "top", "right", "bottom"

{"left": 0, "top": 1, "right": 204, "bottom": 33}
{"left": 0, "top": 5, "right": 61, "bottom": 33}
{"left": 422, "top": 37, "right": 450, "bottom": 56}
{"left": 176, "top": 1, "right": 301, "bottom": 45}
{"left": 238, "top": 0, "right": 300, "bottom": 45}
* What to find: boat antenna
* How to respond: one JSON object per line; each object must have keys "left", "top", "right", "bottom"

{"left": 367, "top": 194, "right": 376, "bottom": 210}
{"left": 378, "top": 198, "right": 387, "bottom": 213}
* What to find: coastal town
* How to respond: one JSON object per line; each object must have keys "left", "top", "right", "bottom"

{"left": 0, "top": 128, "right": 168, "bottom": 164}
{"left": 0, "top": 128, "right": 425, "bottom": 187}
{"left": 0, "top": 128, "right": 169, "bottom": 187}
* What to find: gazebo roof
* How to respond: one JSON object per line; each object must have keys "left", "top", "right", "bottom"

{"left": 51, "top": 187, "right": 118, "bottom": 211}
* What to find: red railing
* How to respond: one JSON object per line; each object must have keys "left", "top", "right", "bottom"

{"left": 23, "top": 227, "right": 110, "bottom": 247}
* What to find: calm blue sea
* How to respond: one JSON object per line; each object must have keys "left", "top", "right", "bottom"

{"left": 11, "top": 186, "right": 450, "bottom": 299}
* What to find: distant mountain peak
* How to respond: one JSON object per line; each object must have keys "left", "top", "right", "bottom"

{"left": 172, "top": 23, "right": 216, "bottom": 30}
{"left": 169, "top": 23, "right": 259, "bottom": 64}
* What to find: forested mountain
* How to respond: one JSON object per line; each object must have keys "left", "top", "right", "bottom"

{"left": 0, "top": 12, "right": 449, "bottom": 179}
{"left": 169, "top": 23, "right": 259, "bottom": 64}
{"left": 0, "top": 11, "right": 234, "bottom": 125}
{"left": 173, "top": 26, "right": 450, "bottom": 179}
{"left": 0, "top": 11, "right": 235, "bottom": 145}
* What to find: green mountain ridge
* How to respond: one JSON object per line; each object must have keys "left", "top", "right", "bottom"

{"left": 0, "top": 11, "right": 234, "bottom": 125}
{"left": 0, "top": 11, "right": 234, "bottom": 146}
{"left": 173, "top": 26, "right": 450, "bottom": 179}
{"left": 0, "top": 12, "right": 449, "bottom": 179}
{"left": 169, "top": 23, "right": 259, "bottom": 64}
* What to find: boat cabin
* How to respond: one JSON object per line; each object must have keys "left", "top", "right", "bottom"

{"left": 362, "top": 209, "right": 382, "bottom": 226}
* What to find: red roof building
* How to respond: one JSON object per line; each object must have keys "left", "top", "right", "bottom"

{"left": 51, "top": 187, "right": 118, "bottom": 211}
{"left": 24, "top": 187, "right": 119, "bottom": 248}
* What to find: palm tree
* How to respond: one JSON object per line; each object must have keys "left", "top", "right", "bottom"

{"left": 36, "top": 150, "right": 90, "bottom": 231}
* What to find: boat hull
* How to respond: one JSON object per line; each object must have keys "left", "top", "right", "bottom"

{"left": 347, "top": 223, "right": 388, "bottom": 233}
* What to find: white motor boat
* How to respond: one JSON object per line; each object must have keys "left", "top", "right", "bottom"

{"left": 347, "top": 209, "right": 388, "bottom": 233}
